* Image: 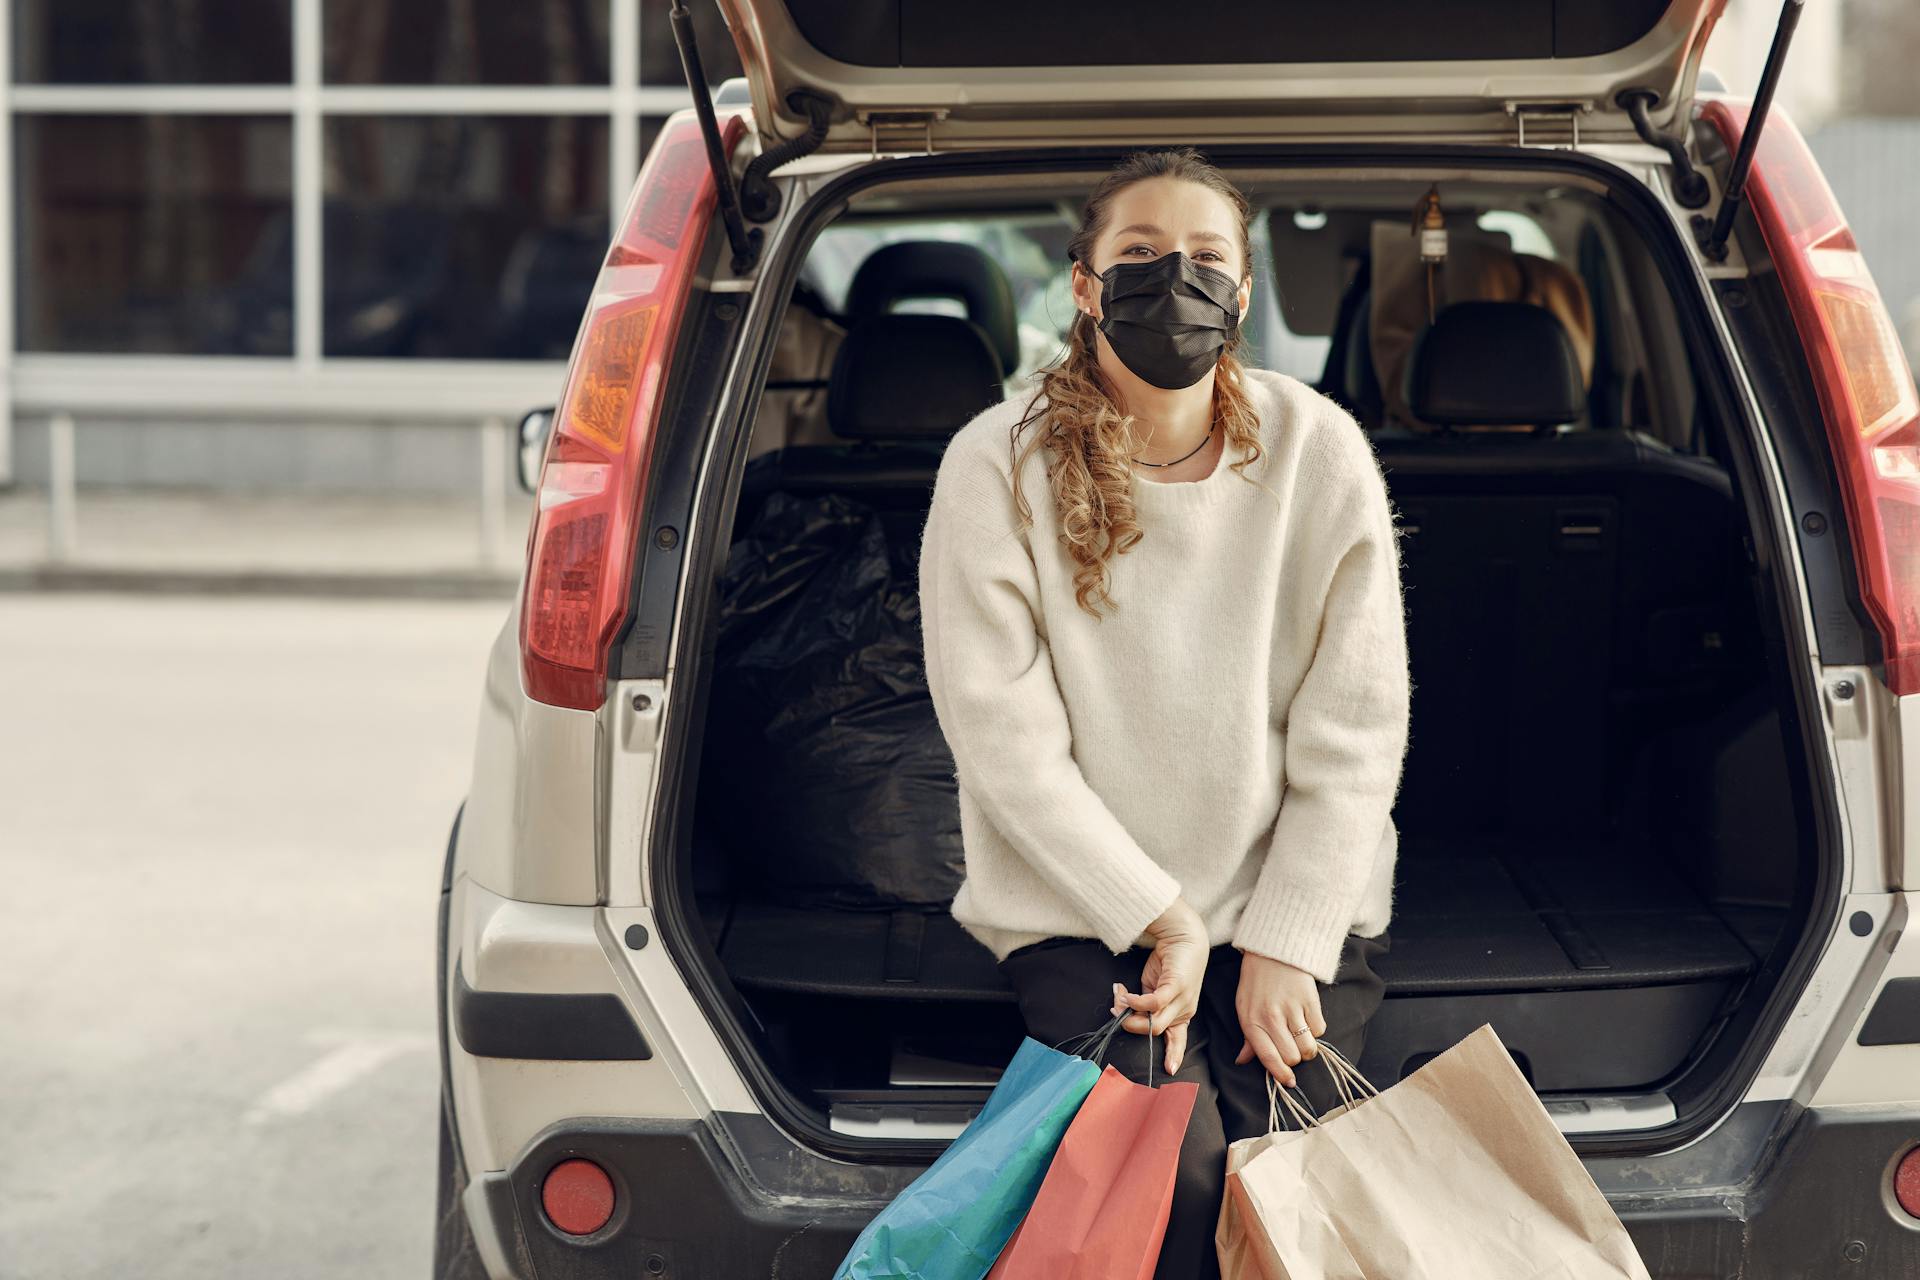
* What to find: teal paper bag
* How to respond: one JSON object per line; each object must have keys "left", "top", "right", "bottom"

{"left": 835, "top": 1036, "right": 1103, "bottom": 1280}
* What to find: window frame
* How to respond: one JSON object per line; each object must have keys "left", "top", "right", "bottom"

{"left": 2, "top": 0, "right": 707, "bottom": 428}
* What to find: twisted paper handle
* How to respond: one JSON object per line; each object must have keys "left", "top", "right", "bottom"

{"left": 1260, "top": 1037, "right": 1384, "bottom": 1132}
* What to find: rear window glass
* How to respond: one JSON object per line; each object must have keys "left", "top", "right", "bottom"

{"left": 800, "top": 212, "right": 1312, "bottom": 383}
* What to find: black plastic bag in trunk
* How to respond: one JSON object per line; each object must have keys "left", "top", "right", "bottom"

{"left": 705, "top": 487, "right": 964, "bottom": 909}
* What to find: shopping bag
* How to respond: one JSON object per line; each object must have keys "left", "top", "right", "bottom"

{"left": 985, "top": 1060, "right": 1200, "bottom": 1280}
{"left": 1216, "top": 1070, "right": 1352, "bottom": 1279}
{"left": 1227, "top": 1024, "right": 1652, "bottom": 1280}
{"left": 834, "top": 1034, "right": 1102, "bottom": 1280}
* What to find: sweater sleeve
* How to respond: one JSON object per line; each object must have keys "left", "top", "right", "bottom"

{"left": 1233, "top": 434, "right": 1412, "bottom": 983}
{"left": 918, "top": 456, "right": 1184, "bottom": 955}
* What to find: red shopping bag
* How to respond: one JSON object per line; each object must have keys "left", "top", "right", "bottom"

{"left": 986, "top": 1063, "right": 1200, "bottom": 1280}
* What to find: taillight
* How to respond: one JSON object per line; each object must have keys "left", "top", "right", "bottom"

{"left": 519, "top": 109, "right": 746, "bottom": 710}
{"left": 1703, "top": 101, "right": 1920, "bottom": 694}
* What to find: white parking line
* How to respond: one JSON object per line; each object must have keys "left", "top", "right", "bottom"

{"left": 243, "top": 1031, "right": 434, "bottom": 1125}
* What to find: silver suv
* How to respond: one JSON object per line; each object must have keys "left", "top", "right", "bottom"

{"left": 435, "top": 2, "right": 1920, "bottom": 1275}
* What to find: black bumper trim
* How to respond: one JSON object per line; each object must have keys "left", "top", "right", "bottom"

{"left": 1859, "top": 977, "right": 1920, "bottom": 1047}
{"left": 452, "top": 958, "right": 653, "bottom": 1062}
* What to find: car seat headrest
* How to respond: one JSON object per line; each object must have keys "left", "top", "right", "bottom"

{"left": 1405, "top": 301, "right": 1586, "bottom": 428}
{"left": 844, "top": 240, "right": 1022, "bottom": 374}
{"left": 827, "top": 314, "right": 1005, "bottom": 441}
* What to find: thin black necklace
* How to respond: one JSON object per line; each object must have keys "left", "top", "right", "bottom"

{"left": 1132, "top": 421, "right": 1215, "bottom": 468}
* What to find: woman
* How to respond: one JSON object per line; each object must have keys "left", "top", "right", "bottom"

{"left": 917, "top": 147, "right": 1412, "bottom": 1279}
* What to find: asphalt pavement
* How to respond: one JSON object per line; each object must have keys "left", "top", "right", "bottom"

{"left": 0, "top": 594, "right": 508, "bottom": 1279}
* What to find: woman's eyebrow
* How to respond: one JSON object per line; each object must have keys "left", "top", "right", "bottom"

{"left": 1113, "top": 222, "right": 1231, "bottom": 245}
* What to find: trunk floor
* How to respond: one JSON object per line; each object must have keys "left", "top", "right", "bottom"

{"left": 1376, "top": 835, "right": 1761, "bottom": 993}
{"left": 716, "top": 835, "right": 1763, "bottom": 1003}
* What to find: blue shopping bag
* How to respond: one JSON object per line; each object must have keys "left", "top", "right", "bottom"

{"left": 835, "top": 1035, "right": 1104, "bottom": 1280}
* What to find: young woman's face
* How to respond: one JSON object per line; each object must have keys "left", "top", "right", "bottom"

{"left": 1071, "top": 176, "right": 1254, "bottom": 324}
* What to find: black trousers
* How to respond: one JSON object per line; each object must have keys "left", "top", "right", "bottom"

{"left": 998, "top": 930, "right": 1390, "bottom": 1280}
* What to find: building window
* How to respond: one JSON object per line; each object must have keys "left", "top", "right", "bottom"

{"left": 5, "top": 1, "right": 736, "bottom": 370}
{"left": 324, "top": 0, "right": 611, "bottom": 86}
{"left": 323, "top": 115, "right": 609, "bottom": 359}
{"left": 14, "top": 114, "right": 295, "bottom": 354}
{"left": 12, "top": 0, "right": 293, "bottom": 85}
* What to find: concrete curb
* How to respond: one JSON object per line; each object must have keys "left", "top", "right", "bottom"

{"left": 0, "top": 565, "right": 518, "bottom": 600}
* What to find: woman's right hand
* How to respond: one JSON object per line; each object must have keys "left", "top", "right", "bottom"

{"left": 1114, "top": 898, "right": 1208, "bottom": 1075}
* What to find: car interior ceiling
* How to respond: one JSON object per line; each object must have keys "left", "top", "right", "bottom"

{"left": 686, "top": 174, "right": 1810, "bottom": 1123}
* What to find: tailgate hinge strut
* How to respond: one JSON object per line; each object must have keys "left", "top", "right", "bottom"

{"left": 1698, "top": 0, "right": 1807, "bottom": 261}
{"left": 667, "top": 0, "right": 759, "bottom": 271}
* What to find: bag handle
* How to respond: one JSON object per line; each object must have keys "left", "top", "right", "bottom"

{"left": 1258, "top": 1037, "right": 1385, "bottom": 1133}
{"left": 1305, "top": 1043, "right": 1382, "bottom": 1105}
{"left": 1265, "top": 1073, "right": 1323, "bottom": 1131}
{"left": 1053, "top": 1006, "right": 1162, "bottom": 1087}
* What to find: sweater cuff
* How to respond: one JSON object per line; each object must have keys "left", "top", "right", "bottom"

{"left": 1233, "top": 886, "right": 1354, "bottom": 985}
{"left": 1083, "top": 860, "right": 1184, "bottom": 956}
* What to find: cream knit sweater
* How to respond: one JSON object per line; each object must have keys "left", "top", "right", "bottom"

{"left": 917, "top": 366, "right": 1411, "bottom": 984}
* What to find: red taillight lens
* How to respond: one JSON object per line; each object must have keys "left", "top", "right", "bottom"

{"left": 519, "top": 110, "right": 746, "bottom": 710}
{"left": 540, "top": 1157, "right": 616, "bottom": 1236}
{"left": 1703, "top": 101, "right": 1920, "bottom": 694}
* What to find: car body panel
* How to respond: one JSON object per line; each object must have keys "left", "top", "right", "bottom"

{"left": 1902, "top": 695, "right": 1919, "bottom": 890}
{"left": 1812, "top": 893, "right": 1920, "bottom": 1107}
{"left": 719, "top": 0, "right": 1723, "bottom": 150}
{"left": 459, "top": 601, "right": 601, "bottom": 906}
{"left": 445, "top": 877, "right": 697, "bottom": 1178}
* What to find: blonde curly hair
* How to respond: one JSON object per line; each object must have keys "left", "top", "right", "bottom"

{"left": 1008, "top": 148, "right": 1265, "bottom": 619}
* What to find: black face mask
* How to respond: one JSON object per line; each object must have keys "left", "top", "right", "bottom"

{"left": 1090, "top": 250, "right": 1242, "bottom": 390}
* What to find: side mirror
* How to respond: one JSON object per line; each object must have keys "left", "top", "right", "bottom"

{"left": 517, "top": 407, "right": 555, "bottom": 494}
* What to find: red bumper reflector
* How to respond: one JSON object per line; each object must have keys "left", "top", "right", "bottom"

{"left": 1896, "top": 1146, "right": 1920, "bottom": 1220}
{"left": 541, "top": 1157, "right": 616, "bottom": 1236}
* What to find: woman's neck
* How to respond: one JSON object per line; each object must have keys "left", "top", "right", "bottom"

{"left": 1103, "top": 355, "right": 1218, "bottom": 466}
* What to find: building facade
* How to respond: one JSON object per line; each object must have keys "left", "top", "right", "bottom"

{"left": 3, "top": 0, "right": 738, "bottom": 491}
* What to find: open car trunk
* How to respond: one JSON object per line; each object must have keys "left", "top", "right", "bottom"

{"left": 665, "top": 150, "right": 1824, "bottom": 1151}
{"left": 720, "top": 0, "right": 1726, "bottom": 148}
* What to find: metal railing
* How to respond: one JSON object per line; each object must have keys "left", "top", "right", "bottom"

{"left": 13, "top": 354, "right": 555, "bottom": 570}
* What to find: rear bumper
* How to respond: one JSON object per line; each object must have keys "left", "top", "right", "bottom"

{"left": 461, "top": 1117, "right": 875, "bottom": 1279}
{"left": 459, "top": 1103, "right": 1920, "bottom": 1279}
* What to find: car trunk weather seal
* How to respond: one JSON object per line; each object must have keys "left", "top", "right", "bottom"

{"left": 638, "top": 141, "right": 1847, "bottom": 1168}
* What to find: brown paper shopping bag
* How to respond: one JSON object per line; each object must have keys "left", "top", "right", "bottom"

{"left": 1223, "top": 1024, "right": 1651, "bottom": 1280}
{"left": 1216, "top": 1050, "right": 1359, "bottom": 1279}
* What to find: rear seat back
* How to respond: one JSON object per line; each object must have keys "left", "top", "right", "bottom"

{"left": 1382, "top": 302, "right": 1742, "bottom": 836}
{"left": 844, "top": 239, "right": 1022, "bottom": 376}
{"left": 737, "top": 312, "right": 1004, "bottom": 535}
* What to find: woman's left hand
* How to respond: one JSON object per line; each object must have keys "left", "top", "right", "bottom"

{"left": 1233, "top": 951, "right": 1326, "bottom": 1087}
